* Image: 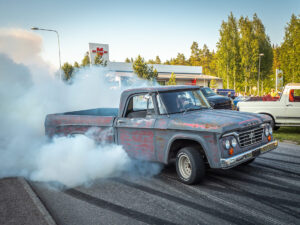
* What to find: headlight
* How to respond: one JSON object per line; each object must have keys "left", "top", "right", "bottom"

{"left": 231, "top": 138, "right": 237, "bottom": 148}
{"left": 269, "top": 126, "right": 273, "bottom": 135}
{"left": 225, "top": 139, "right": 230, "bottom": 149}
{"left": 265, "top": 127, "right": 269, "bottom": 136}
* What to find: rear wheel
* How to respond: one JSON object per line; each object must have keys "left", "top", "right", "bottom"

{"left": 176, "top": 147, "right": 205, "bottom": 185}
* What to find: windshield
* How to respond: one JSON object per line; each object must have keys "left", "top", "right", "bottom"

{"left": 200, "top": 87, "right": 217, "bottom": 97}
{"left": 158, "top": 89, "right": 210, "bottom": 114}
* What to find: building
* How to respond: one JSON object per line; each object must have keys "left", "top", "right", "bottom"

{"left": 89, "top": 43, "right": 223, "bottom": 88}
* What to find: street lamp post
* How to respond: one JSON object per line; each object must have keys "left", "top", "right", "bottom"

{"left": 258, "top": 53, "right": 264, "bottom": 96}
{"left": 31, "top": 27, "right": 62, "bottom": 80}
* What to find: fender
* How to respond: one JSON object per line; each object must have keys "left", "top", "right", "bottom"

{"left": 164, "top": 133, "right": 220, "bottom": 168}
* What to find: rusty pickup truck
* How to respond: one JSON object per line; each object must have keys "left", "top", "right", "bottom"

{"left": 45, "top": 86, "right": 278, "bottom": 184}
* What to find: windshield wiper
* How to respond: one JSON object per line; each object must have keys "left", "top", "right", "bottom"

{"left": 182, "top": 106, "right": 204, "bottom": 114}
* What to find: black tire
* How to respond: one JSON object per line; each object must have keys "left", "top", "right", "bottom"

{"left": 270, "top": 118, "right": 280, "bottom": 131}
{"left": 175, "top": 147, "right": 205, "bottom": 185}
{"left": 240, "top": 158, "right": 255, "bottom": 166}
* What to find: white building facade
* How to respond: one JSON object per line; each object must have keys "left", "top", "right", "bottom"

{"left": 89, "top": 43, "right": 223, "bottom": 88}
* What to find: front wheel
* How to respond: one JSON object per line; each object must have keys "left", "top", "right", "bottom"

{"left": 176, "top": 147, "right": 205, "bottom": 185}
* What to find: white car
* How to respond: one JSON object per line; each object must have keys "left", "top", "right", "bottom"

{"left": 238, "top": 83, "right": 300, "bottom": 129}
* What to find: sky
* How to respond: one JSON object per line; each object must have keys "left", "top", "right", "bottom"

{"left": 0, "top": 0, "right": 299, "bottom": 70}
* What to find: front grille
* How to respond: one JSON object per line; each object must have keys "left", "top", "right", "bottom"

{"left": 214, "top": 101, "right": 232, "bottom": 109}
{"left": 238, "top": 127, "right": 263, "bottom": 147}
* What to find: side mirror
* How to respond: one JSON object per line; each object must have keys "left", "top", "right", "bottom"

{"left": 144, "top": 94, "right": 150, "bottom": 100}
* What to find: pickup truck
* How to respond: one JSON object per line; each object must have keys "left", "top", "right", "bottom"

{"left": 238, "top": 83, "right": 300, "bottom": 130}
{"left": 45, "top": 85, "right": 278, "bottom": 184}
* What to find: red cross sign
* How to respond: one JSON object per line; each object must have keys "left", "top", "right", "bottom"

{"left": 92, "top": 47, "right": 108, "bottom": 56}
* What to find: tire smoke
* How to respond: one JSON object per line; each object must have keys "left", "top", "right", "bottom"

{"left": 0, "top": 29, "right": 162, "bottom": 188}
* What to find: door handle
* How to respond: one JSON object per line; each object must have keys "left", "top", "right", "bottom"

{"left": 118, "top": 119, "right": 126, "bottom": 124}
{"left": 286, "top": 104, "right": 293, "bottom": 107}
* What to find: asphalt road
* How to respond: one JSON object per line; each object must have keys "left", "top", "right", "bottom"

{"left": 30, "top": 142, "right": 300, "bottom": 225}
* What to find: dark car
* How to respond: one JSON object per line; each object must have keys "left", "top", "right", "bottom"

{"left": 200, "top": 87, "right": 232, "bottom": 109}
{"left": 216, "top": 89, "right": 236, "bottom": 99}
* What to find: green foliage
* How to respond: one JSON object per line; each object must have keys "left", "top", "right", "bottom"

{"left": 217, "top": 12, "right": 241, "bottom": 90}
{"left": 94, "top": 54, "right": 107, "bottom": 66}
{"left": 132, "top": 55, "right": 158, "bottom": 81}
{"left": 280, "top": 14, "right": 300, "bottom": 84}
{"left": 155, "top": 56, "right": 161, "bottom": 64}
{"left": 81, "top": 51, "right": 90, "bottom": 67}
{"left": 62, "top": 62, "right": 74, "bottom": 81}
{"left": 167, "top": 72, "right": 176, "bottom": 85}
{"left": 125, "top": 57, "right": 131, "bottom": 63}
{"left": 209, "top": 79, "right": 217, "bottom": 89}
{"left": 73, "top": 61, "right": 80, "bottom": 68}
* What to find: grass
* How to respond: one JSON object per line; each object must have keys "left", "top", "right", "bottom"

{"left": 273, "top": 127, "right": 300, "bottom": 145}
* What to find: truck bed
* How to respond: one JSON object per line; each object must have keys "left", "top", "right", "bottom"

{"left": 63, "top": 108, "right": 118, "bottom": 116}
{"left": 45, "top": 108, "right": 118, "bottom": 139}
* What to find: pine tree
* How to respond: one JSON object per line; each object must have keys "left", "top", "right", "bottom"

{"left": 133, "top": 55, "right": 158, "bottom": 81}
{"left": 62, "top": 62, "right": 74, "bottom": 81}
{"left": 81, "top": 52, "right": 90, "bottom": 67}
{"left": 190, "top": 41, "right": 201, "bottom": 66}
{"left": 167, "top": 72, "right": 176, "bottom": 85}
{"left": 125, "top": 58, "right": 131, "bottom": 63}
{"left": 74, "top": 61, "right": 80, "bottom": 68}
{"left": 94, "top": 54, "right": 107, "bottom": 66}
{"left": 216, "top": 12, "right": 241, "bottom": 90}
{"left": 155, "top": 56, "right": 161, "bottom": 64}
{"left": 280, "top": 14, "right": 300, "bottom": 83}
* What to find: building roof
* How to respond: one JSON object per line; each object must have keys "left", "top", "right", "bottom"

{"left": 122, "top": 85, "right": 200, "bottom": 95}
{"left": 107, "top": 62, "right": 202, "bottom": 74}
{"left": 157, "top": 73, "right": 222, "bottom": 80}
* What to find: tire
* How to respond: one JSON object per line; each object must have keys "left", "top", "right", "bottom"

{"left": 240, "top": 158, "right": 255, "bottom": 166}
{"left": 270, "top": 118, "right": 280, "bottom": 131}
{"left": 176, "top": 147, "right": 205, "bottom": 185}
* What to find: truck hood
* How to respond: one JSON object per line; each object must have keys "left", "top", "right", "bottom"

{"left": 168, "top": 109, "right": 271, "bottom": 134}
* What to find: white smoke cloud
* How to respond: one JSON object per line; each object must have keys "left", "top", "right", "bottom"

{"left": 0, "top": 29, "right": 162, "bottom": 188}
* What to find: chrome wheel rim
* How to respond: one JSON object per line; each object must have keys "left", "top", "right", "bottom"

{"left": 178, "top": 154, "right": 192, "bottom": 179}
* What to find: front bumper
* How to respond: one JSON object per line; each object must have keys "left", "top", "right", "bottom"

{"left": 220, "top": 140, "right": 278, "bottom": 169}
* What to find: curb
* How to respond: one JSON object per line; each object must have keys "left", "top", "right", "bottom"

{"left": 18, "top": 178, "right": 57, "bottom": 225}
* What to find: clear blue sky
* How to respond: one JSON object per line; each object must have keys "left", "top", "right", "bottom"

{"left": 0, "top": 0, "right": 299, "bottom": 69}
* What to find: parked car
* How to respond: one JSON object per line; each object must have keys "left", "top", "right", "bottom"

{"left": 233, "top": 96, "right": 250, "bottom": 110}
{"left": 45, "top": 85, "right": 277, "bottom": 184}
{"left": 216, "top": 89, "right": 236, "bottom": 99}
{"left": 238, "top": 83, "right": 300, "bottom": 130}
{"left": 200, "top": 87, "right": 232, "bottom": 109}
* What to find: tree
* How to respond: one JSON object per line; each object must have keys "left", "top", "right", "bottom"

{"left": 190, "top": 41, "right": 201, "bottom": 66}
{"left": 125, "top": 58, "right": 131, "bottom": 63}
{"left": 216, "top": 12, "right": 241, "bottom": 90}
{"left": 62, "top": 62, "right": 74, "bottom": 81}
{"left": 132, "top": 55, "right": 158, "bottom": 81}
{"left": 209, "top": 79, "right": 218, "bottom": 89}
{"left": 167, "top": 72, "right": 176, "bottom": 85}
{"left": 74, "top": 61, "right": 80, "bottom": 68}
{"left": 280, "top": 14, "right": 300, "bottom": 83}
{"left": 81, "top": 51, "right": 90, "bottom": 67}
{"left": 238, "top": 16, "right": 259, "bottom": 93}
{"left": 252, "top": 13, "right": 273, "bottom": 93}
{"left": 94, "top": 54, "right": 107, "bottom": 66}
{"left": 155, "top": 56, "right": 161, "bottom": 64}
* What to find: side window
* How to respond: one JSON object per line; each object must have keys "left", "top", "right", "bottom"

{"left": 289, "top": 89, "right": 300, "bottom": 102}
{"left": 125, "top": 94, "right": 154, "bottom": 118}
{"left": 156, "top": 94, "right": 167, "bottom": 114}
{"left": 133, "top": 95, "right": 153, "bottom": 111}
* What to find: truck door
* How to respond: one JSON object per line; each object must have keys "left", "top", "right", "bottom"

{"left": 285, "top": 88, "right": 300, "bottom": 124}
{"left": 116, "top": 93, "right": 156, "bottom": 161}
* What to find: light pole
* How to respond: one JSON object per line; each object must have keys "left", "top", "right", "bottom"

{"left": 258, "top": 53, "right": 264, "bottom": 96}
{"left": 31, "top": 27, "right": 62, "bottom": 80}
